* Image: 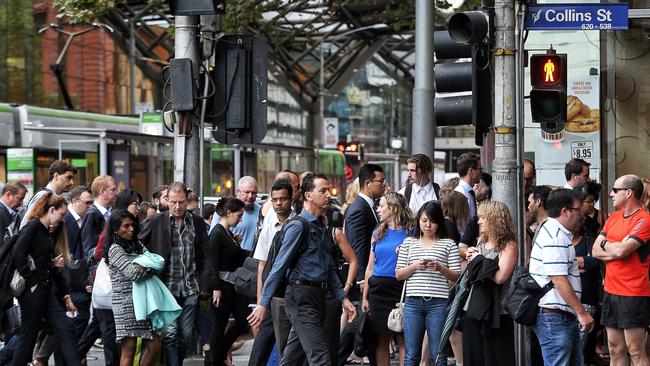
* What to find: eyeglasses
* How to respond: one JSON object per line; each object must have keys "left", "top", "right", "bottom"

{"left": 612, "top": 187, "right": 634, "bottom": 193}
{"left": 81, "top": 200, "right": 93, "bottom": 206}
{"left": 371, "top": 179, "right": 387, "bottom": 186}
{"left": 271, "top": 197, "right": 291, "bottom": 204}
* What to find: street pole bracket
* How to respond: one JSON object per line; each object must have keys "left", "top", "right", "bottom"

{"left": 494, "top": 48, "right": 516, "bottom": 56}
{"left": 490, "top": 126, "right": 516, "bottom": 134}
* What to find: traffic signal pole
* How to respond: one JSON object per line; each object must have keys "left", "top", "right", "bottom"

{"left": 173, "top": 15, "right": 201, "bottom": 191}
{"left": 411, "top": 0, "right": 435, "bottom": 157}
{"left": 492, "top": 1, "right": 527, "bottom": 365}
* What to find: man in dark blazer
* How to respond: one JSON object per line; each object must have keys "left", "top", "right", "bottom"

{"left": 139, "top": 181, "right": 207, "bottom": 366}
{"left": 0, "top": 183, "right": 26, "bottom": 244}
{"left": 339, "top": 163, "right": 386, "bottom": 366}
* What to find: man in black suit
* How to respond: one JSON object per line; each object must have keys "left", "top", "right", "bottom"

{"left": 339, "top": 164, "right": 386, "bottom": 365}
{"left": 139, "top": 181, "right": 207, "bottom": 366}
{"left": 77, "top": 175, "right": 118, "bottom": 366}
{"left": 0, "top": 183, "right": 26, "bottom": 244}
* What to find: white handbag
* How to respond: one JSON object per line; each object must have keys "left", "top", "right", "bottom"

{"left": 387, "top": 239, "right": 412, "bottom": 333}
{"left": 91, "top": 258, "right": 113, "bottom": 309}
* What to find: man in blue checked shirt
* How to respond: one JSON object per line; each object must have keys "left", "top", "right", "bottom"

{"left": 248, "top": 173, "right": 356, "bottom": 366}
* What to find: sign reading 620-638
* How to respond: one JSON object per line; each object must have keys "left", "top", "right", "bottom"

{"left": 525, "top": 4, "right": 628, "bottom": 31}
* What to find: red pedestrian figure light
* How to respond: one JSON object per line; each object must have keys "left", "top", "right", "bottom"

{"left": 544, "top": 59, "right": 555, "bottom": 83}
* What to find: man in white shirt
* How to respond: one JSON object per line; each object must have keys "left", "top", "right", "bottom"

{"left": 398, "top": 153, "right": 440, "bottom": 214}
{"left": 563, "top": 158, "right": 590, "bottom": 189}
{"left": 529, "top": 188, "right": 594, "bottom": 366}
{"left": 20, "top": 160, "right": 77, "bottom": 230}
{"left": 454, "top": 152, "right": 482, "bottom": 218}
{"left": 248, "top": 179, "right": 295, "bottom": 364}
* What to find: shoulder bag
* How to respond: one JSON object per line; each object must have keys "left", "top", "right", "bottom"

{"left": 387, "top": 238, "right": 412, "bottom": 333}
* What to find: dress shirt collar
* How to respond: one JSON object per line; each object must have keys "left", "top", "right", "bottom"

{"left": 68, "top": 207, "right": 82, "bottom": 222}
{"left": 358, "top": 192, "right": 375, "bottom": 209}
{"left": 458, "top": 179, "right": 473, "bottom": 194}
{"left": 94, "top": 201, "right": 110, "bottom": 216}
{"left": 413, "top": 180, "right": 433, "bottom": 194}
{"left": 45, "top": 182, "right": 58, "bottom": 195}
{"left": 0, "top": 199, "right": 14, "bottom": 217}
{"left": 563, "top": 182, "right": 573, "bottom": 189}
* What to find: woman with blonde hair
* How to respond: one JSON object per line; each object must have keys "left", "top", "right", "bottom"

{"left": 362, "top": 192, "right": 414, "bottom": 365}
{"left": 10, "top": 193, "right": 81, "bottom": 366}
{"left": 463, "top": 201, "right": 518, "bottom": 366}
{"left": 342, "top": 177, "right": 360, "bottom": 214}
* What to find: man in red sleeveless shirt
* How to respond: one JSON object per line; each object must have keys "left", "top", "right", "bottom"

{"left": 593, "top": 174, "right": 650, "bottom": 366}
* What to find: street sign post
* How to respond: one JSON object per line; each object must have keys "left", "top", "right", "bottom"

{"left": 525, "top": 3, "right": 628, "bottom": 30}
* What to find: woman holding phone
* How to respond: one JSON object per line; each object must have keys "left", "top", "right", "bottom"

{"left": 396, "top": 201, "right": 461, "bottom": 366}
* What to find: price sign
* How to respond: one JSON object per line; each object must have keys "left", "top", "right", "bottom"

{"left": 571, "top": 141, "right": 593, "bottom": 160}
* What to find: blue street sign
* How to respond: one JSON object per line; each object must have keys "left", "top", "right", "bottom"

{"left": 525, "top": 3, "right": 628, "bottom": 31}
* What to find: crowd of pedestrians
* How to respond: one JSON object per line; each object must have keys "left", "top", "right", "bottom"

{"left": 1, "top": 153, "right": 650, "bottom": 366}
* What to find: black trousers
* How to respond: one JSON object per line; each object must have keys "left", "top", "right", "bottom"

{"left": 211, "top": 284, "right": 250, "bottom": 364}
{"left": 247, "top": 308, "right": 275, "bottom": 366}
{"left": 10, "top": 285, "right": 80, "bottom": 366}
{"left": 462, "top": 315, "right": 515, "bottom": 366}
{"left": 338, "top": 300, "right": 376, "bottom": 366}
{"left": 76, "top": 308, "right": 119, "bottom": 366}
{"left": 280, "top": 285, "right": 330, "bottom": 366}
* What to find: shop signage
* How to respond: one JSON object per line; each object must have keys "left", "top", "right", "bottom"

{"left": 525, "top": 3, "right": 628, "bottom": 30}
{"left": 7, "top": 148, "right": 35, "bottom": 202}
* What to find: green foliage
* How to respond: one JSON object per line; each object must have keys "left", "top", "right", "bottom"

{"left": 222, "top": 0, "right": 283, "bottom": 35}
{"left": 52, "top": 0, "right": 165, "bottom": 24}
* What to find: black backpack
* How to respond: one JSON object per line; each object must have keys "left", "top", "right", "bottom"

{"left": 261, "top": 216, "right": 310, "bottom": 298}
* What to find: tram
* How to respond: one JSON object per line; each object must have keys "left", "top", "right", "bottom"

{"left": 0, "top": 103, "right": 349, "bottom": 200}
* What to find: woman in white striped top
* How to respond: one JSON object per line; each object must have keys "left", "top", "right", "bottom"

{"left": 396, "top": 201, "right": 461, "bottom": 366}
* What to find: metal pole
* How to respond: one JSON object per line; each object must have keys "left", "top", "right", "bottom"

{"left": 99, "top": 131, "right": 108, "bottom": 176}
{"left": 129, "top": 21, "right": 136, "bottom": 114}
{"left": 411, "top": 0, "right": 435, "bottom": 157}
{"left": 319, "top": 38, "right": 324, "bottom": 148}
{"left": 173, "top": 16, "right": 200, "bottom": 189}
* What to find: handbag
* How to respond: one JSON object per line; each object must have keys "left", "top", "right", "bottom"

{"left": 233, "top": 256, "right": 259, "bottom": 302}
{"left": 10, "top": 255, "right": 35, "bottom": 297}
{"left": 354, "top": 310, "right": 372, "bottom": 357}
{"left": 91, "top": 258, "right": 113, "bottom": 310}
{"left": 387, "top": 239, "right": 412, "bottom": 333}
{"left": 502, "top": 265, "right": 554, "bottom": 326}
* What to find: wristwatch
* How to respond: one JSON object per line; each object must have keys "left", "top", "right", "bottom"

{"left": 600, "top": 239, "right": 607, "bottom": 251}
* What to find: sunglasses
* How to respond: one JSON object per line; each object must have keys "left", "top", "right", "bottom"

{"left": 612, "top": 187, "right": 634, "bottom": 193}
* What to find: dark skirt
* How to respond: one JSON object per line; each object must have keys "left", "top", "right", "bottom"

{"left": 368, "top": 275, "right": 404, "bottom": 336}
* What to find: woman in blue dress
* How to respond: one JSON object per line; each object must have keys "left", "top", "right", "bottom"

{"left": 362, "top": 192, "right": 414, "bottom": 366}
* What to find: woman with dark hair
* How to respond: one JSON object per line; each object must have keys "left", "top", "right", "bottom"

{"left": 10, "top": 193, "right": 81, "bottom": 366}
{"left": 463, "top": 201, "right": 518, "bottom": 366}
{"left": 139, "top": 202, "right": 157, "bottom": 222}
{"left": 442, "top": 191, "right": 471, "bottom": 245}
{"left": 104, "top": 210, "right": 162, "bottom": 366}
{"left": 396, "top": 201, "right": 461, "bottom": 366}
{"left": 575, "top": 181, "right": 604, "bottom": 240}
{"left": 115, "top": 189, "right": 142, "bottom": 216}
{"left": 362, "top": 192, "right": 413, "bottom": 365}
{"left": 203, "top": 197, "right": 249, "bottom": 366}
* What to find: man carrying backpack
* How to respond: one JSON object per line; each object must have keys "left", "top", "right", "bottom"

{"left": 248, "top": 173, "right": 356, "bottom": 366}
{"left": 248, "top": 179, "right": 295, "bottom": 365}
{"left": 398, "top": 154, "right": 440, "bottom": 214}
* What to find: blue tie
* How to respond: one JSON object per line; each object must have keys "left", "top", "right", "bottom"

{"left": 104, "top": 210, "right": 111, "bottom": 222}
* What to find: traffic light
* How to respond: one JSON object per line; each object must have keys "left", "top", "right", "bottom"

{"left": 435, "top": 10, "right": 493, "bottom": 146}
{"left": 336, "top": 141, "right": 364, "bottom": 161}
{"left": 529, "top": 49, "right": 567, "bottom": 134}
{"left": 211, "top": 35, "right": 268, "bottom": 144}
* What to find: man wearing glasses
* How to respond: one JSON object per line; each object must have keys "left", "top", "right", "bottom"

{"left": 209, "top": 176, "right": 260, "bottom": 251}
{"left": 564, "top": 158, "right": 591, "bottom": 189}
{"left": 530, "top": 188, "right": 595, "bottom": 366}
{"left": 592, "top": 175, "right": 650, "bottom": 366}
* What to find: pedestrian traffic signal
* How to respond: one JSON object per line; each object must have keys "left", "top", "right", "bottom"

{"left": 337, "top": 141, "right": 364, "bottom": 161}
{"left": 435, "top": 9, "right": 493, "bottom": 146}
{"left": 529, "top": 50, "right": 567, "bottom": 134}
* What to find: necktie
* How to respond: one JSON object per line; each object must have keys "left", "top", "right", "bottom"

{"left": 468, "top": 190, "right": 477, "bottom": 215}
{"left": 104, "top": 210, "right": 111, "bottom": 222}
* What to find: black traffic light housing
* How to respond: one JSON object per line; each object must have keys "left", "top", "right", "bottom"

{"left": 166, "top": 0, "right": 225, "bottom": 15}
{"left": 529, "top": 49, "right": 567, "bottom": 134}
{"left": 211, "top": 35, "right": 268, "bottom": 144}
{"left": 435, "top": 9, "right": 493, "bottom": 146}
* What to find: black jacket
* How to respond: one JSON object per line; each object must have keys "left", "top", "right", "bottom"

{"left": 464, "top": 255, "right": 503, "bottom": 329}
{"left": 138, "top": 211, "right": 207, "bottom": 283}
{"left": 343, "top": 196, "right": 378, "bottom": 282}
{"left": 81, "top": 204, "right": 107, "bottom": 257}
{"left": 0, "top": 203, "right": 14, "bottom": 247}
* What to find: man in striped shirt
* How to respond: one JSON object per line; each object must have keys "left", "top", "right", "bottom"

{"left": 529, "top": 188, "right": 594, "bottom": 366}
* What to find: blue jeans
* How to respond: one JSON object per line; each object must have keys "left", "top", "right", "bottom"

{"left": 164, "top": 294, "right": 198, "bottom": 366}
{"left": 532, "top": 310, "right": 583, "bottom": 366}
{"left": 403, "top": 296, "right": 447, "bottom": 366}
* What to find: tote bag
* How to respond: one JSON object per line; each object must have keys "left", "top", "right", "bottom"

{"left": 91, "top": 258, "right": 112, "bottom": 309}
